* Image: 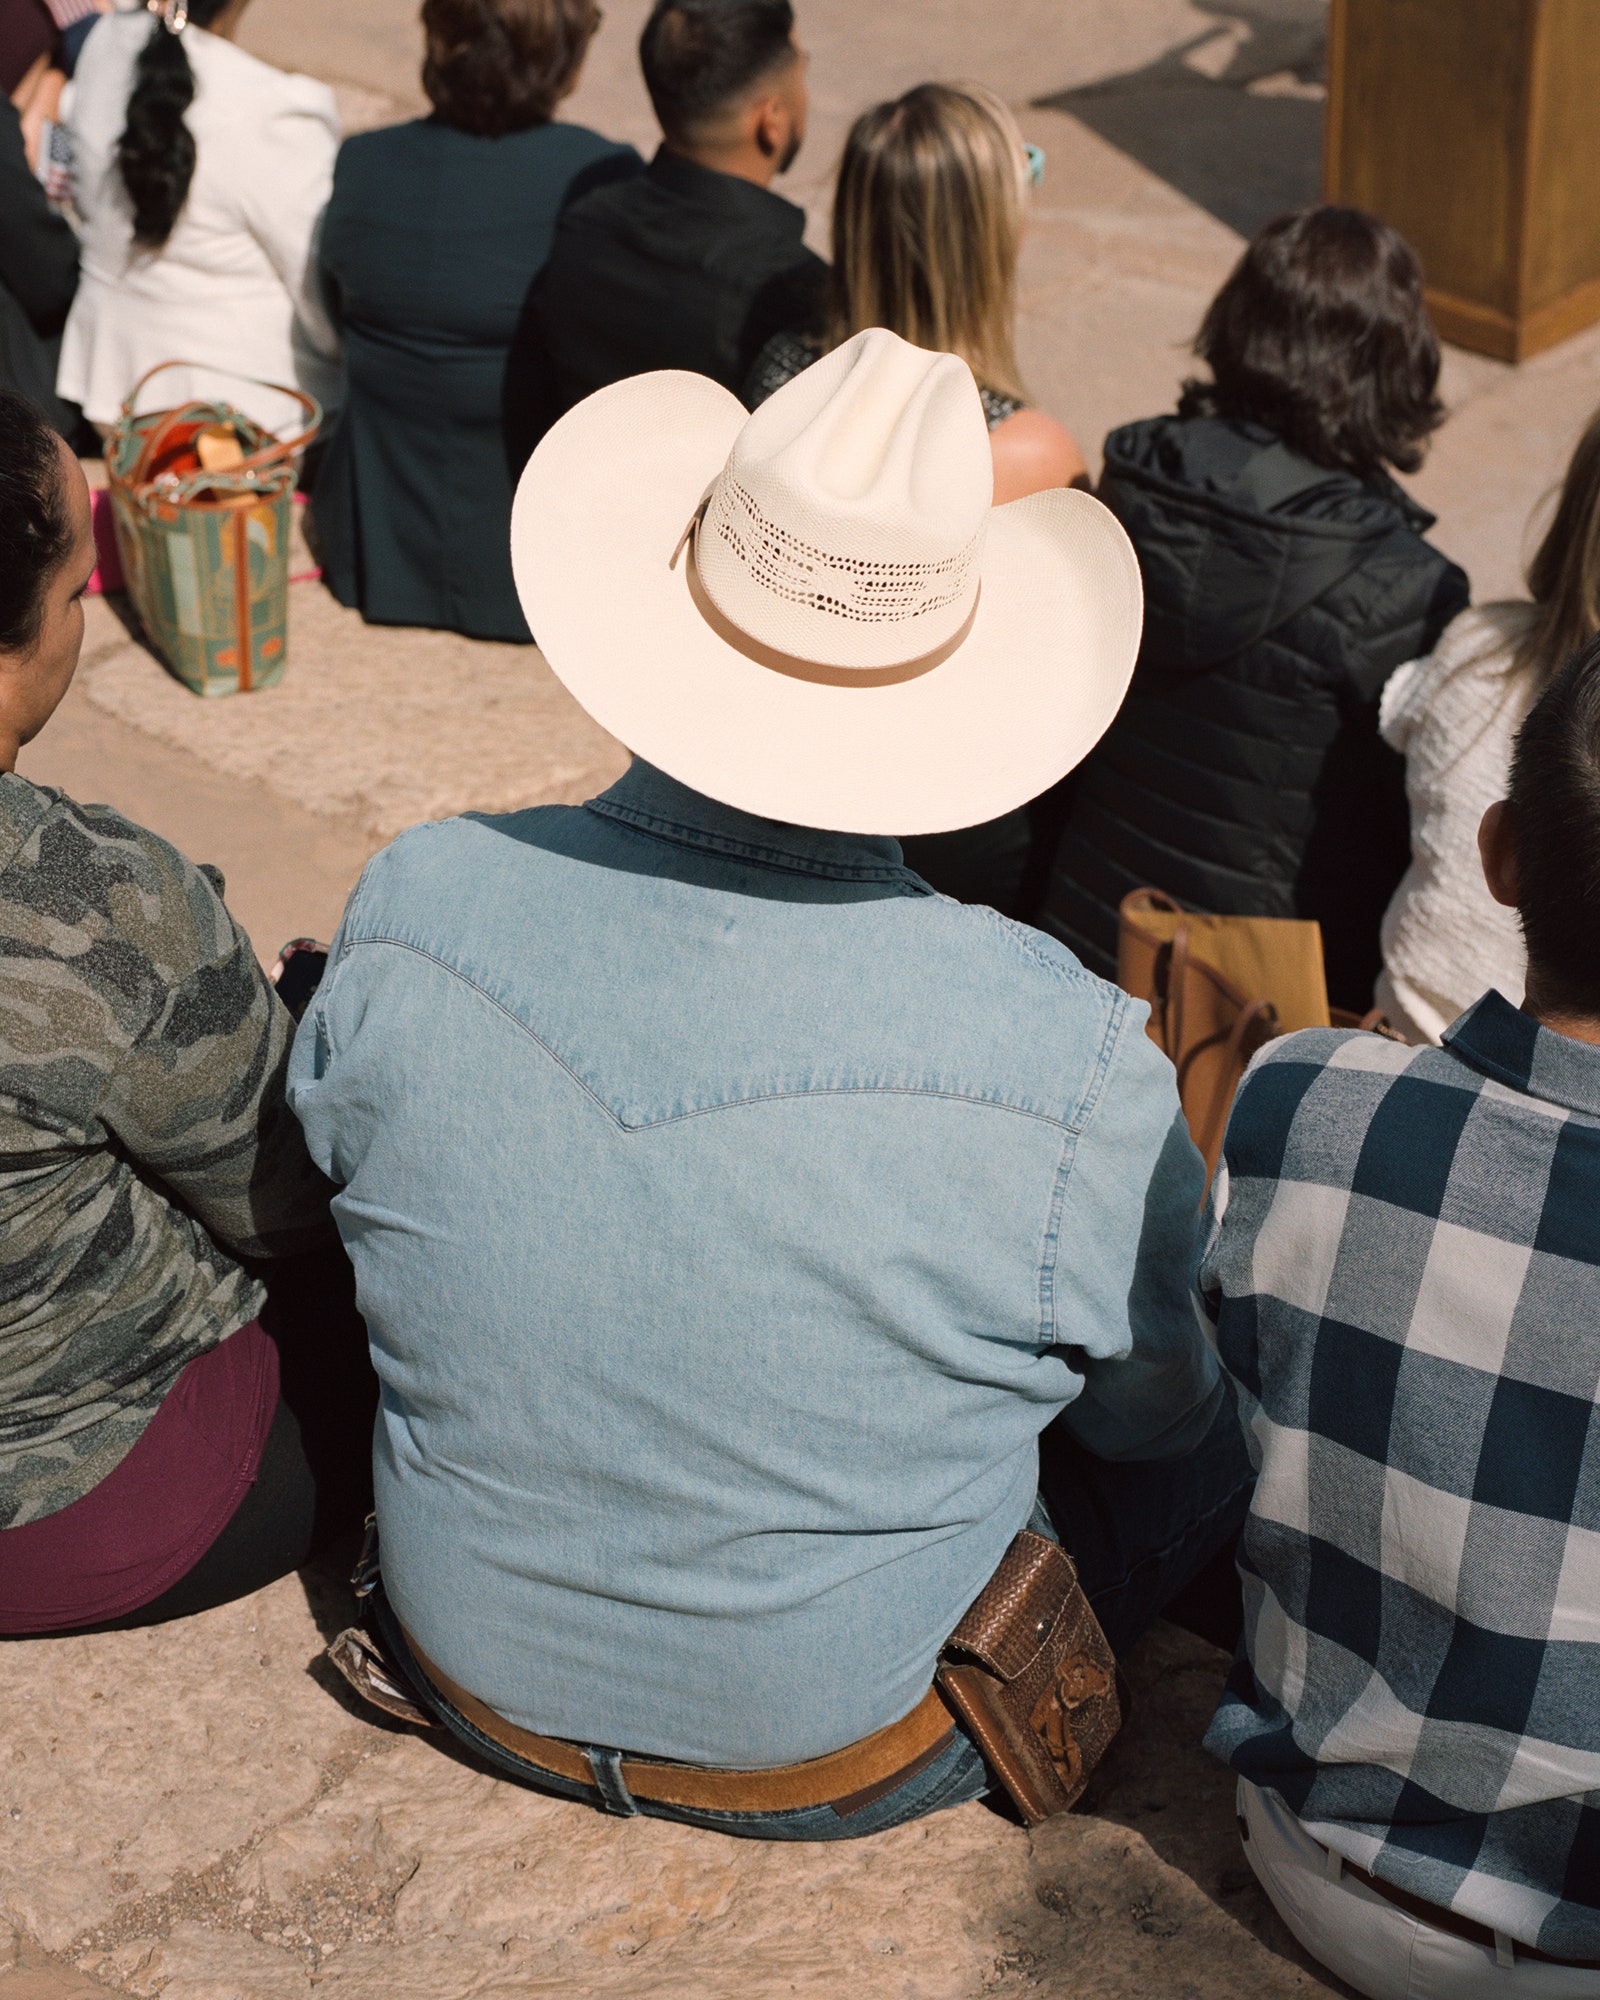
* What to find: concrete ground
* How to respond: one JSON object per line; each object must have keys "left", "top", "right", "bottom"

{"left": 6, "top": 1, "right": 1600, "bottom": 1994}
{"left": 24, "top": 0, "right": 1600, "bottom": 961}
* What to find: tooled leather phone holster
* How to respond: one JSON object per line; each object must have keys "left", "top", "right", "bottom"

{"left": 936, "top": 1530, "right": 1126, "bottom": 1823}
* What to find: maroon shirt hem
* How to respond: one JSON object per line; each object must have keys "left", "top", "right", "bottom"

{"left": 0, "top": 1317, "right": 278, "bottom": 1633}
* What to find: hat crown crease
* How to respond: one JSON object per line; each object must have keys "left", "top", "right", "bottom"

{"left": 696, "top": 328, "right": 993, "bottom": 672}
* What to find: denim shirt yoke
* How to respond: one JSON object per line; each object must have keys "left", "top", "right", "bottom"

{"left": 289, "top": 762, "right": 1213, "bottom": 1767}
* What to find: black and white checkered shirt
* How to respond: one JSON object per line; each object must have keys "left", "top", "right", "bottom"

{"left": 1200, "top": 991, "right": 1600, "bottom": 1958}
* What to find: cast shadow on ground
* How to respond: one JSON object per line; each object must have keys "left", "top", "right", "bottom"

{"left": 1039, "top": 2, "right": 1327, "bottom": 242}
{"left": 296, "top": 1550, "right": 531, "bottom": 1790}
{"left": 1069, "top": 1619, "right": 1357, "bottom": 1994}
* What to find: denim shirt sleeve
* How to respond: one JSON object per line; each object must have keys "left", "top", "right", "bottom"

{"left": 285, "top": 862, "right": 369, "bottom": 1181}
{"left": 1048, "top": 1006, "right": 1222, "bottom": 1462}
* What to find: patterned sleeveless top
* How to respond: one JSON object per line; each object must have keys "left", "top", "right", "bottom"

{"left": 744, "top": 331, "right": 1026, "bottom": 430}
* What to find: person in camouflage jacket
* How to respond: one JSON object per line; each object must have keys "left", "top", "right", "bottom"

{"left": 0, "top": 778, "right": 335, "bottom": 1527}
{"left": 0, "top": 391, "right": 365, "bottom": 1631}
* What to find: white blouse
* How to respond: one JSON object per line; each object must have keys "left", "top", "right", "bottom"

{"left": 1375, "top": 602, "right": 1538, "bottom": 1044}
{"left": 57, "top": 9, "right": 339, "bottom": 431}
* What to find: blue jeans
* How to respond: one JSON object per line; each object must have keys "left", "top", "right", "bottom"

{"left": 375, "top": 1397, "right": 1253, "bottom": 1841}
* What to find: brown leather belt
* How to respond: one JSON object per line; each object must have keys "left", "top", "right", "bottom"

{"left": 1344, "top": 1857, "right": 1600, "bottom": 1970}
{"left": 403, "top": 1627, "right": 957, "bottom": 1817}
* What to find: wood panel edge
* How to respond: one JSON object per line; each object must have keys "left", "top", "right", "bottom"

{"left": 1427, "top": 277, "right": 1600, "bottom": 362}
{"left": 1518, "top": 276, "right": 1600, "bottom": 360}
{"left": 1425, "top": 289, "right": 1520, "bottom": 362}
{"left": 1322, "top": 0, "right": 1349, "bottom": 199}
{"left": 1512, "top": 0, "right": 1552, "bottom": 322}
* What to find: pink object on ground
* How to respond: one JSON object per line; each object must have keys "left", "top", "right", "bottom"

{"left": 86, "top": 484, "right": 123, "bottom": 595}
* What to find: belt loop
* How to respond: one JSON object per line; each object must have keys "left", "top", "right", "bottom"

{"left": 1494, "top": 1933, "right": 1515, "bottom": 1970}
{"left": 1323, "top": 1844, "right": 1344, "bottom": 1885}
{"left": 585, "top": 1747, "right": 639, "bottom": 1817}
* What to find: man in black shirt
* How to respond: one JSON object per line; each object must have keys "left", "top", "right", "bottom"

{"left": 508, "top": 0, "right": 825, "bottom": 457}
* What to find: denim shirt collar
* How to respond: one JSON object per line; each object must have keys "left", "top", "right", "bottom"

{"left": 586, "top": 761, "right": 924, "bottom": 887}
{"left": 1444, "top": 987, "right": 1600, "bottom": 1120}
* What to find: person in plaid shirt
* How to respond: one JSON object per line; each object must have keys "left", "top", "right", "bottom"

{"left": 1200, "top": 639, "right": 1600, "bottom": 1997}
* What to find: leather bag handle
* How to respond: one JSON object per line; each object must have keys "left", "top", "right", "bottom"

{"left": 117, "top": 360, "right": 320, "bottom": 489}
{"left": 1184, "top": 995, "right": 1279, "bottom": 1169}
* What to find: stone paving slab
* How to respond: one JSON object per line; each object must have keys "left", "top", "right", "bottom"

{"left": 72, "top": 585, "right": 627, "bottom": 845}
{"left": 9, "top": 3, "right": 1600, "bottom": 1994}
{"left": 0, "top": 1575, "right": 1343, "bottom": 1999}
{"left": 72, "top": 0, "right": 1600, "bottom": 845}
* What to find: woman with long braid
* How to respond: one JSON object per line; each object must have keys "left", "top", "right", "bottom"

{"left": 56, "top": 0, "right": 338, "bottom": 432}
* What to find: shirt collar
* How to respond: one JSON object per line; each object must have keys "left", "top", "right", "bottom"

{"left": 646, "top": 145, "right": 808, "bottom": 235}
{"left": 1443, "top": 987, "right": 1600, "bottom": 1119}
{"left": 585, "top": 760, "right": 921, "bottom": 885}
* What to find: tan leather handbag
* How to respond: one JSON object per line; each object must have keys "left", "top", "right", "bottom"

{"left": 1117, "top": 889, "right": 1333, "bottom": 1179}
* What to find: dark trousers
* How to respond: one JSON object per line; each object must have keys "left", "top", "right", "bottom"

{"left": 16, "top": 1249, "right": 378, "bottom": 1636}
{"left": 109, "top": 1250, "right": 378, "bottom": 1628}
{"left": 1036, "top": 1388, "right": 1253, "bottom": 1658}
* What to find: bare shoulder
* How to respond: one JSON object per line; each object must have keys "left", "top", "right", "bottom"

{"left": 989, "top": 409, "right": 1090, "bottom": 505}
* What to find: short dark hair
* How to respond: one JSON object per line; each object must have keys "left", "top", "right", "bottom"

{"left": 0, "top": 393, "right": 73, "bottom": 655}
{"left": 639, "top": 0, "right": 795, "bottom": 144}
{"left": 423, "top": 0, "right": 600, "bottom": 136}
{"left": 1506, "top": 634, "right": 1600, "bottom": 1013}
{"left": 1179, "top": 205, "right": 1445, "bottom": 479}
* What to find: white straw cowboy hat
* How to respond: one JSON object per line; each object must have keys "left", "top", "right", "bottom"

{"left": 511, "top": 327, "right": 1142, "bottom": 834}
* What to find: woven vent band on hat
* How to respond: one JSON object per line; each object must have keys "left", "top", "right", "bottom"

{"left": 707, "top": 478, "right": 981, "bottom": 627}
{"left": 679, "top": 507, "right": 979, "bottom": 687}
{"left": 690, "top": 331, "right": 993, "bottom": 673}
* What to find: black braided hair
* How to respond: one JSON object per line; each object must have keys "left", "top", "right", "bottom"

{"left": 115, "top": 1, "right": 236, "bottom": 251}
{"left": 0, "top": 393, "right": 72, "bottom": 655}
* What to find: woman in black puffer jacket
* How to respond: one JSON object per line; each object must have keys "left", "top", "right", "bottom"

{"left": 1040, "top": 207, "right": 1469, "bottom": 1011}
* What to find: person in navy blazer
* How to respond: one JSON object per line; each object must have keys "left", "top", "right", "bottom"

{"left": 311, "top": 0, "right": 640, "bottom": 644}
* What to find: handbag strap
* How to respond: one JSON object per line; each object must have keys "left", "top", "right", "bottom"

{"left": 1185, "top": 995, "right": 1279, "bottom": 1169}
{"left": 1153, "top": 919, "right": 1281, "bottom": 1170}
{"left": 1166, "top": 921, "right": 1191, "bottom": 1068}
{"left": 118, "top": 361, "right": 321, "bottom": 487}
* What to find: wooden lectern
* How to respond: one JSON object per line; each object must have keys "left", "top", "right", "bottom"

{"left": 1324, "top": 0, "right": 1600, "bottom": 360}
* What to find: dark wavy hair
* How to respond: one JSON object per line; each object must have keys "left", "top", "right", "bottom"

{"left": 0, "top": 394, "right": 73, "bottom": 654}
{"left": 116, "top": 0, "right": 237, "bottom": 251}
{"left": 1179, "top": 205, "right": 1445, "bottom": 480}
{"left": 423, "top": 0, "right": 600, "bottom": 135}
{"left": 1506, "top": 632, "right": 1600, "bottom": 1012}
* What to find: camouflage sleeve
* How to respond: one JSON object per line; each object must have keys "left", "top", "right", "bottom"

{"left": 94, "top": 895, "right": 336, "bottom": 1263}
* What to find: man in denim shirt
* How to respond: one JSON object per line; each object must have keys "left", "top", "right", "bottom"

{"left": 291, "top": 331, "right": 1251, "bottom": 1836}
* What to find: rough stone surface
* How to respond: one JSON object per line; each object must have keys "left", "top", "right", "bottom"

{"left": 75, "top": 0, "right": 1600, "bottom": 844}
{"left": 9, "top": 1, "right": 1600, "bottom": 1994}
{"left": 75, "top": 585, "right": 629, "bottom": 844}
{"left": 1, "top": 1577, "right": 1342, "bottom": 1999}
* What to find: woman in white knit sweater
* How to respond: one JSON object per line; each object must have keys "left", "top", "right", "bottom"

{"left": 1377, "top": 408, "right": 1600, "bottom": 1042}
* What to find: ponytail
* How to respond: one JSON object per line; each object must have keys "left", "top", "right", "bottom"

{"left": 115, "top": 1, "right": 235, "bottom": 252}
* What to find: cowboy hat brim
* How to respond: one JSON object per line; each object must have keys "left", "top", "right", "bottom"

{"left": 512, "top": 370, "right": 1143, "bottom": 836}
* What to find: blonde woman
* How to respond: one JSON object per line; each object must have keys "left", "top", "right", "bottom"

{"left": 1377, "top": 407, "right": 1600, "bottom": 1042}
{"left": 746, "top": 83, "right": 1086, "bottom": 505}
